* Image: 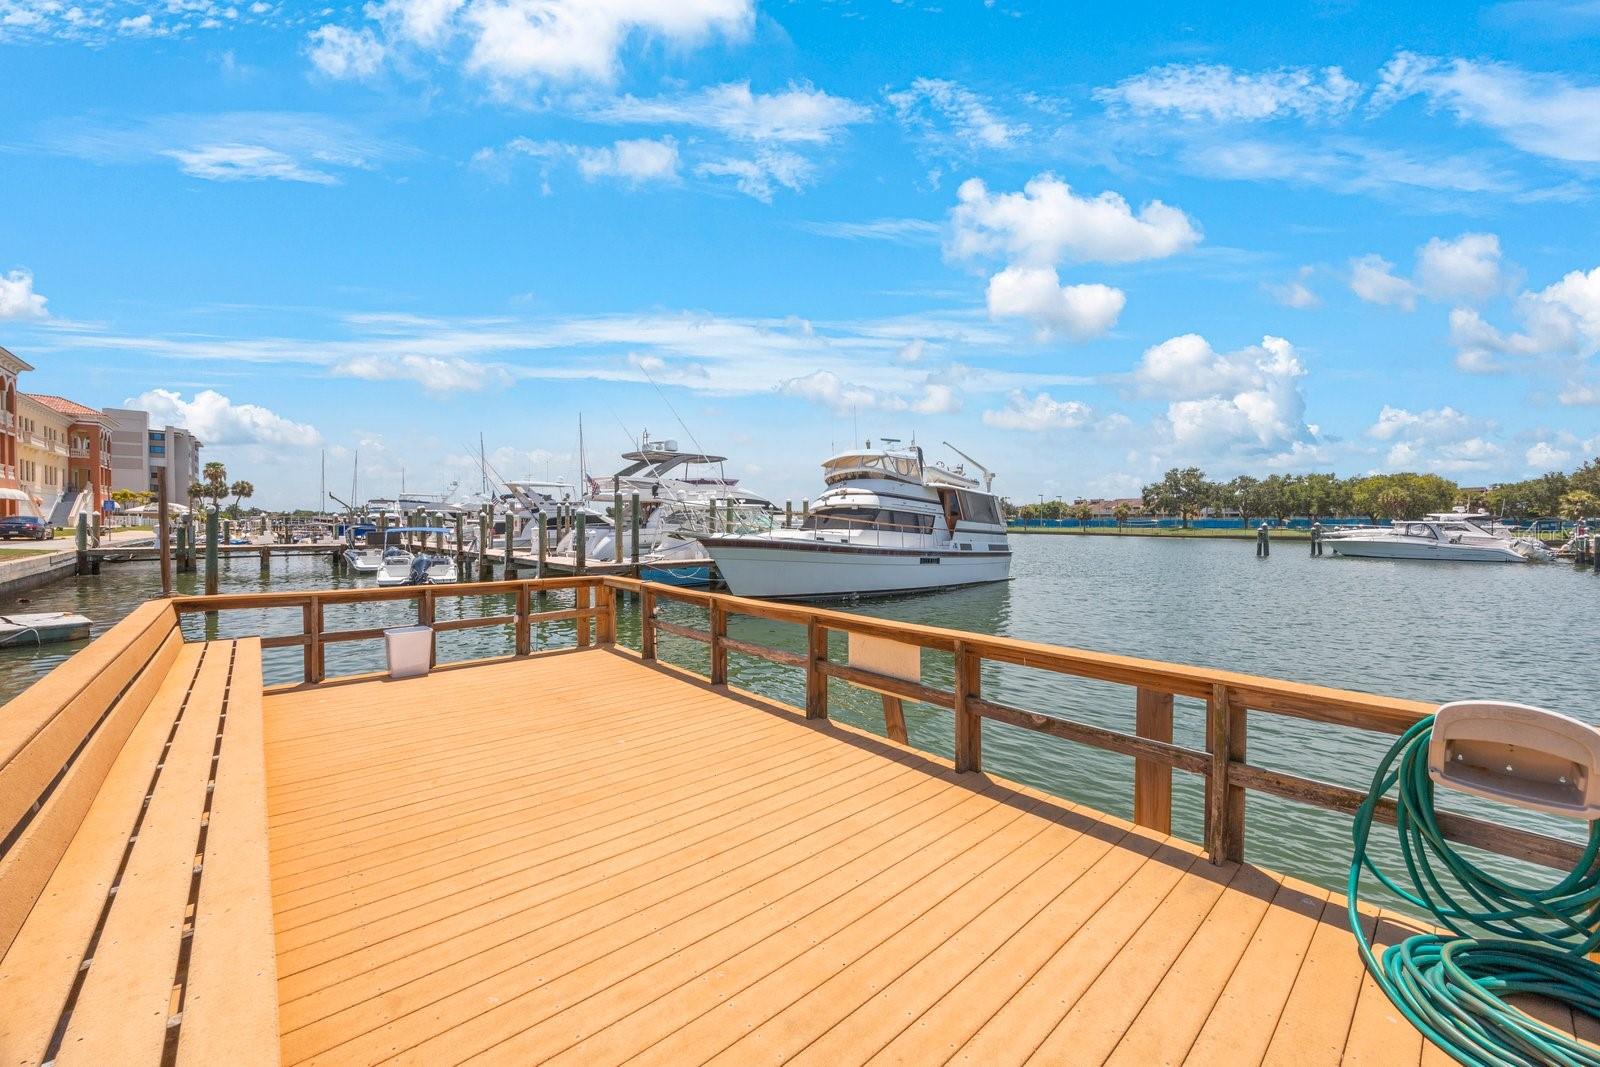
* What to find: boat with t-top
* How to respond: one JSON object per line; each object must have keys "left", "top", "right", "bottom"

{"left": 697, "top": 440, "right": 1010, "bottom": 599}
{"left": 1328, "top": 520, "right": 1532, "bottom": 562}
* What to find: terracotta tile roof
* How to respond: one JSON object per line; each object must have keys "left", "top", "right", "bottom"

{"left": 23, "top": 393, "right": 105, "bottom": 420}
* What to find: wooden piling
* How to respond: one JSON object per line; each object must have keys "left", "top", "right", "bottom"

{"left": 574, "top": 512, "right": 587, "bottom": 574}
{"left": 454, "top": 512, "right": 466, "bottom": 574}
{"left": 503, "top": 511, "right": 516, "bottom": 580}
{"left": 536, "top": 513, "right": 547, "bottom": 578}
{"left": 614, "top": 490, "right": 623, "bottom": 564}
{"left": 630, "top": 493, "right": 640, "bottom": 569}
{"left": 75, "top": 513, "right": 88, "bottom": 575}
{"left": 156, "top": 469, "right": 172, "bottom": 596}
{"left": 204, "top": 508, "right": 219, "bottom": 597}
{"left": 478, "top": 508, "right": 492, "bottom": 581}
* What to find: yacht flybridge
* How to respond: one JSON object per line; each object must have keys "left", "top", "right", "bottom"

{"left": 551, "top": 432, "right": 777, "bottom": 585}
{"left": 698, "top": 441, "right": 1011, "bottom": 599}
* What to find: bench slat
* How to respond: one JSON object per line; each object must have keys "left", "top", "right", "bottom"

{"left": 177, "top": 638, "right": 280, "bottom": 1067}
{"left": 0, "top": 642, "right": 206, "bottom": 1064}
{"left": 56, "top": 643, "right": 233, "bottom": 1067}
{"left": 0, "top": 601, "right": 176, "bottom": 838}
{"left": 0, "top": 625, "right": 185, "bottom": 959}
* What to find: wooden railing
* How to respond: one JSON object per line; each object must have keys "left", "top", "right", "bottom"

{"left": 170, "top": 576, "right": 611, "bottom": 685}
{"left": 606, "top": 576, "right": 1588, "bottom": 873}
{"left": 169, "top": 575, "right": 1586, "bottom": 874}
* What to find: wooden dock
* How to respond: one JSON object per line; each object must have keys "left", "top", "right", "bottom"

{"left": 1, "top": 577, "right": 1594, "bottom": 1065}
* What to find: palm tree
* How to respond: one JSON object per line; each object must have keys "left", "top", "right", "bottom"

{"left": 229, "top": 480, "right": 254, "bottom": 519}
{"left": 200, "top": 462, "right": 229, "bottom": 510}
{"left": 1112, "top": 503, "right": 1131, "bottom": 532}
{"left": 1072, "top": 502, "right": 1093, "bottom": 531}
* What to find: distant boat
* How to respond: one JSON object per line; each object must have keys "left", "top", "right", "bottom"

{"left": 699, "top": 441, "right": 1011, "bottom": 599}
{"left": 1329, "top": 520, "right": 1530, "bottom": 562}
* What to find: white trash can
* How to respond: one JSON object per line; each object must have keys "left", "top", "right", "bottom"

{"left": 384, "top": 625, "right": 433, "bottom": 680}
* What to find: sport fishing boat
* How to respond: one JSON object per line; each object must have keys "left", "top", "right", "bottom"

{"left": 697, "top": 441, "right": 1010, "bottom": 599}
{"left": 1329, "top": 520, "right": 1531, "bottom": 562}
{"left": 549, "top": 433, "right": 776, "bottom": 585}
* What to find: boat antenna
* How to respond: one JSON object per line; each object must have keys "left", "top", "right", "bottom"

{"left": 942, "top": 441, "right": 995, "bottom": 492}
{"left": 631, "top": 359, "right": 740, "bottom": 496}
{"left": 578, "top": 414, "right": 587, "bottom": 496}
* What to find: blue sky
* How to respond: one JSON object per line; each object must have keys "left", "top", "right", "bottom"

{"left": 3, "top": 0, "right": 1599, "bottom": 508}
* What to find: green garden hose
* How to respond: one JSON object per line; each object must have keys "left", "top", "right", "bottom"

{"left": 1349, "top": 717, "right": 1600, "bottom": 1066}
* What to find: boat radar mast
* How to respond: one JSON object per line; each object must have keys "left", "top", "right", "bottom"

{"left": 942, "top": 441, "right": 995, "bottom": 492}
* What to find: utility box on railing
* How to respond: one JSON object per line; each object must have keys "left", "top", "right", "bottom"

{"left": 384, "top": 625, "right": 433, "bottom": 680}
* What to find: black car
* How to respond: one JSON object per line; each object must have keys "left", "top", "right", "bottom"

{"left": 0, "top": 515, "right": 54, "bottom": 540}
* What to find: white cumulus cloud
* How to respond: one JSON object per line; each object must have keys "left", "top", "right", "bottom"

{"left": 313, "top": 0, "right": 752, "bottom": 87}
{"left": 985, "top": 267, "right": 1124, "bottom": 340}
{"left": 0, "top": 269, "right": 49, "bottom": 319}
{"left": 125, "top": 388, "right": 321, "bottom": 446}
{"left": 1349, "top": 254, "right": 1420, "bottom": 310}
{"left": 575, "top": 137, "right": 679, "bottom": 183}
{"left": 307, "top": 24, "right": 386, "bottom": 79}
{"left": 1415, "top": 233, "right": 1504, "bottom": 303}
{"left": 1449, "top": 264, "right": 1600, "bottom": 391}
{"left": 1134, "top": 334, "right": 1313, "bottom": 456}
{"left": 981, "top": 390, "right": 1098, "bottom": 431}
{"left": 950, "top": 174, "right": 1201, "bottom": 266}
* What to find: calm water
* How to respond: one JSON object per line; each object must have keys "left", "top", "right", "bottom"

{"left": 3, "top": 535, "right": 1594, "bottom": 893}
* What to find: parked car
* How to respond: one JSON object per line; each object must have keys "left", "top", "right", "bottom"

{"left": 0, "top": 515, "right": 54, "bottom": 540}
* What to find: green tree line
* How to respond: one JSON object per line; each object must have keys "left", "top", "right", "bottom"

{"left": 1012, "top": 458, "right": 1600, "bottom": 527}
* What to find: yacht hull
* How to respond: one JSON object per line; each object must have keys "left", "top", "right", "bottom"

{"left": 701, "top": 538, "right": 1010, "bottom": 599}
{"left": 1330, "top": 540, "right": 1524, "bottom": 562}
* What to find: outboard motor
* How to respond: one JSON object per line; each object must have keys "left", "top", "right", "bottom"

{"left": 404, "top": 554, "right": 435, "bottom": 585}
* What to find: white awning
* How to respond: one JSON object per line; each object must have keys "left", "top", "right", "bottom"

{"left": 0, "top": 488, "right": 29, "bottom": 502}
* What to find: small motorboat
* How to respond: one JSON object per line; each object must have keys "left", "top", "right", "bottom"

{"left": 373, "top": 547, "right": 417, "bottom": 587}
{"left": 345, "top": 546, "right": 386, "bottom": 575}
{"left": 407, "top": 554, "right": 457, "bottom": 584}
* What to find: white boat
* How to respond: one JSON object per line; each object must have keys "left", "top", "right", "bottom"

{"left": 344, "top": 546, "right": 385, "bottom": 575}
{"left": 373, "top": 547, "right": 417, "bottom": 586}
{"left": 551, "top": 434, "right": 777, "bottom": 584}
{"left": 1420, "top": 512, "right": 1553, "bottom": 561}
{"left": 698, "top": 441, "right": 1011, "bottom": 599}
{"left": 1329, "top": 521, "right": 1528, "bottom": 562}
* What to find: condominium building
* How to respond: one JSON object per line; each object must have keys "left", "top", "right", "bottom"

{"left": 16, "top": 394, "right": 72, "bottom": 522}
{"left": 0, "top": 346, "right": 32, "bottom": 517}
{"left": 106, "top": 408, "right": 202, "bottom": 498}
{"left": 23, "top": 394, "right": 115, "bottom": 523}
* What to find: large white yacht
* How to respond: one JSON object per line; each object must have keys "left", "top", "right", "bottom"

{"left": 698, "top": 441, "right": 1011, "bottom": 599}
{"left": 1329, "top": 520, "right": 1532, "bottom": 562}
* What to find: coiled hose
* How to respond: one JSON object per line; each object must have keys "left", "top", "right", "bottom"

{"left": 1349, "top": 717, "right": 1600, "bottom": 1066}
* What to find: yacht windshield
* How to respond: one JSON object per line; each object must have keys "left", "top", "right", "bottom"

{"left": 822, "top": 453, "right": 922, "bottom": 485}
{"left": 803, "top": 507, "right": 934, "bottom": 533}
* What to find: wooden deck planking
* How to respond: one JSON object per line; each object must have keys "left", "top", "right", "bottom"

{"left": 257, "top": 648, "right": 1567, "bottom": 1066}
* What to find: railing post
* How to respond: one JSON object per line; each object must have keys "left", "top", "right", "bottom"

{"left": 881, "top": 695, "right": 907, "bottom": 743}
{"left": 708, "top": 597, "right": 728, "bottom": 685}
{"left": 805, "top": 620, "right": 828, "bottom": 720}
{"left": 641, "top": 586, "right": 656, "bottom": 660}
{"left": 575, "top": 583, "right": 591, "bottom": 648}
{"left": 1205, "top": 683, "right": 1246, "bottom": 863}
{"left": 419, "top": 589, "right": 436, "bottom": 667}
{"left": 515, "top": 583, "right": 532, "bottom": 656}
{"left": 1134, "top": 688, "right": 1174, "bottom": 834}
{"left": 953, "top": 640, "right": 982, "bottom": 772}
{"left": 598, "top": 582, "right": 617, "bottom": 645}
{"left": 301, "top": 598, "right": 317, "bottom": 684}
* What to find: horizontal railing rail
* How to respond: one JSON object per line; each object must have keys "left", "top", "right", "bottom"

{"left": 604, "top": 575, "right": 1586, "bottom": 873}
{"left": 170, "top": 576, "right": 609, "bottom": 684}
{"left": 167, "top": 575, "right": 1585, "bottom": 874}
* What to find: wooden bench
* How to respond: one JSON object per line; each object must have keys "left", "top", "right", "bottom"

{"left": 0, "top": 603, "right": 278, "bottom": 1067}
